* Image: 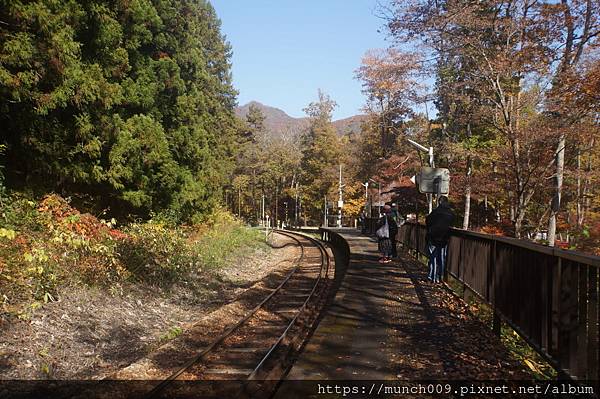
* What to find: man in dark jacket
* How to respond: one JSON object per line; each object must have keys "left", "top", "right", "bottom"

{"left": 425, "top": 196, "right": 455, "bottom": 282}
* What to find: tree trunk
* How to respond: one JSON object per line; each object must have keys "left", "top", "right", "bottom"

{"left": 548, "top": 134, "right": 566, "bottom": 246}
{"left": 514, "top": 193, "right": 530, "bottom": 239}
{"left": 463, "top": 122, "right": 473, "bottom": 230}
{"left": 515, "top": 211, "right": 525, "bottom": 239}
{"left": 579, "top": 137, "right": 594, "bottom": 226}
{"left": 484, "top": 195, "right": 488, "bottom": 225}
{"left": 509, "top": 191, "right": 515, "bottom": 222}
{"left": 576, "top": 148, "right": 582, "bottom": 227}
{"left": 463, "top": 156, "right": 472, "bottom": 230}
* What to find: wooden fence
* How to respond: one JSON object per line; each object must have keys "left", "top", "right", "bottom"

{"left": 394, "top": 221, "right": 599, "bottom": 382}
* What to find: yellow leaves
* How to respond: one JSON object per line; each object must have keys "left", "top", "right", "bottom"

{"left": 24, "top": 248, "right": 48, "bottom": 264}
{"left": 523, "top": 358, "right": 542, "bottom": 374}
{"left": 0, "top": 228, "right": 17, "bottom": 240}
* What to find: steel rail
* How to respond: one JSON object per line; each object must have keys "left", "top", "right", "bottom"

{"left": 246, "top": 231, "right": 330, "bottom": 381}
{"left": 145, "top": 229, "right": 329, "bottom": 398}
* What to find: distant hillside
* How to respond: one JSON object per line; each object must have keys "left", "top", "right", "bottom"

{"left": 332, "top": 114, "right": 368, "bottom": 136}
{"left": 235, "top": 101, "right": 367, "bottom": 140}
{"left": 235, "top": 101, "right": 309, "bottom": 141}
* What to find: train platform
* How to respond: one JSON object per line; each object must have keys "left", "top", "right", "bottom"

{"left": 278, "top": 229, "right": 528, "bottom": 385}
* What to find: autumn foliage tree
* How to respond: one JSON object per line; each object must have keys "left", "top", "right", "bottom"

{"left": 384, "top": 0, "right": 600, "bottom": 244}
{"left": 355, "top": 49, "right": 422, "bottom": 156}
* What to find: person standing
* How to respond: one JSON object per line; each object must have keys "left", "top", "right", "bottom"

{"left": 425, "top": 196, "right": 455, "bottom": 282}
{"left": 359, "top": 210, "right": 367, "bottom": 234}
{"left": 390, "top": 202, "right": 404, "bottom": 258}
{"left": 376, "top": 205, "right": 398, "bottom": 264}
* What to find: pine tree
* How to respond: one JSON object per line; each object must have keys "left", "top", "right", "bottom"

{"left": 0, "top": 0, "right": 238, "bottom": 222}
{"left": 299, "top": 90, "right": 342, "bottom": 223}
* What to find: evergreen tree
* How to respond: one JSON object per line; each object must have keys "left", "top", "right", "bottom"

{"left": 0, "top": 0, "right": 238, "bottom": 222}
{"left": 299, "top": 90, "right": 342, "bottom": 223}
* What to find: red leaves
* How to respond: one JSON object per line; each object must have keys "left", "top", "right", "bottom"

{"left": 37, "top": 194, "right": 125, "bottom": 240}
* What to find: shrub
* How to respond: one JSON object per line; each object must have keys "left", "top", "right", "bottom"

{"left": 1, "top": 194, "right": 45, "bottom": 232}
{"left": 117, "top": 222, "right": 196, "bottom": 286}
{"left": 194, "top": 213, "right": 266, "bottom": 270}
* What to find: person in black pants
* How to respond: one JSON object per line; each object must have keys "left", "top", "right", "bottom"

{"left": 425, "top": 196, "right": 455, "bottom": 282}
{"left": 376, "top": 205, "right": 398, "bottom": 263}
{"left": 390, "top": 202, "right": 404, "bottom": 258}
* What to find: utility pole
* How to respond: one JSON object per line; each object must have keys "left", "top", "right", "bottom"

{"left": 261, "top": 193, "right": 265, "bottom": 226}
{"left": 378, "top": 184, "right": 381, "bottom": 216}
{"left": 369, "top": 178, "right": 381, "bottom": 217}
{"left": 407, "top": 138, "right": 435, "bottom": 213}
{"left": 361, "top": 181, "right": 369, "bottom": 219}
{"left": 294, "top": 182, "right": 299, "bottom": 227}
{"left": 362, "top": 181, "right": 369, "bottom": 198}
{"left": 338, "top": 164, "right": 345, "bottom": 228}
{"left": 324, "top": 195, "right": 327, "bottom": 227}
{"left": 238, "top": 186, "right": 241, "bottom": 217}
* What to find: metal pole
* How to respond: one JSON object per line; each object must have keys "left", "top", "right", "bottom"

{"left": 338, "top": 164, "right": 343, "bottom": 228}
{"left": 324, "top": 195, "right": 327, "bottom": 227}
{"left": 261, "top": 194, "right": 265, "bottom": 226}
{"left": 428, "top": 194, "right": 433, "bottom": 214}
{"left": 295, "top": 182, "right": 299, "bottom": 226}
{"left": 429, "top": 146, "right": 435, "bottom": 168}
{"left": 428, "top": 146, "right": 434, "bottom": 213}
{"left": 407, "top": 138, "right": 435, "bottom": 214}
{"left": 378, "top": 183, "right": 381, "bottom": 216}
{"left": 415, "top": 195, "right": 420, "bottom": 259}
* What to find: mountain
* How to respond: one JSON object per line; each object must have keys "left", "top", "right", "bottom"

{"left": 235, "top": 101, "right": 367, "bottom": 140}
{"left": 332, "top": 114, "right": 368, "bottom": 136}
{"left": 235, "top": 101, "right": 309, "bottom": 141}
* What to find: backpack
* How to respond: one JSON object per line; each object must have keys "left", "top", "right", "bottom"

{"left": 375, "top": 216, "right": 389, "bottom": 239}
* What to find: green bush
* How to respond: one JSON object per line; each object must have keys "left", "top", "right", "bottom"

{"left": 117, "top": 214, "right": 267, "bottom": 286}
{"left": 1, "top": 194, "right": 45, "bottom": 231}
{"left": 196, "top": 222, "right": 266, "bottom": 270}
{"left": 118, "top": 222, "right": 196, "bottom": 286}
{"left": 23, "top": 247, "right": 58, "bottom": 302}
{"left": 1, "top": 192, "right": 269, "bottom": 314}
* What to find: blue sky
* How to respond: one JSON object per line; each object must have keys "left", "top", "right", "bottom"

{"left": 210, "top": 1, "right": 390, "bottom": 120}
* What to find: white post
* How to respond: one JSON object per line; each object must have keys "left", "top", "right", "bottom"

{"left": 429, "top": 146, "right": 435, "bottom": 168}
{"left": 428, "top": 146, "right": 434, "bottom": 213}
{"left": 265, "top": 215, "right": 270, "bottom": 240}
{"left": 295, "top": 182, "right": 299, "bottom": 227}
{"left": 324, "top": 196, "right": 327, "bottom": 227}
{"left": 378, "top": 183, "right": 381, "bottom": 216}
{"left": 338, "top": 164, "right": 343, "bottom": 228}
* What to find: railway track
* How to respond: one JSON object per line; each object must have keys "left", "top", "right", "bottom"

{"left": 146, "top": 229, "right": 332, "bottom": 399}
